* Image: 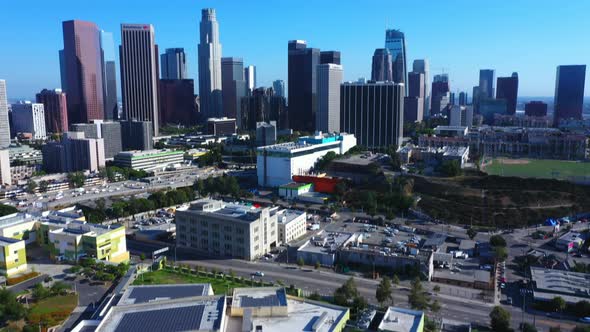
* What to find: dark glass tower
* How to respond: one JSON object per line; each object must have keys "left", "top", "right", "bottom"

{"left": 496, "top": 72, "right": 518, "bottom": 115}
{"left": 100, "top": 30, "right": 118, "bottom": 120}
{"left": 288, "top": 40, "right": 320, "bottom": 131}
{"left": 371, "top": 48, "right": 393, "bottom": 82}
{"left": 554, "top": 65, "right": 586, "bottom": 126}
{"left": 385, "top": 29, "right": 407, "bottom": 87}
{"left": 320, "top": 51, "right": 341, "bottom": 65}
{"left": 161, "top": 48, "right": 187, "bottom": 80}
{"left": 221, "top": 57, "right": 246, "bottom": 126}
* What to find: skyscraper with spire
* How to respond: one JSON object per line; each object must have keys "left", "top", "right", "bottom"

{"left": 198, "top": 8, "right": 223, "bottom": 119}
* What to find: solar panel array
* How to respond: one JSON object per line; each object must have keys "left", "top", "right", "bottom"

{"left": 127, "top": 285, "right": 207, "bottom": 303}
{"left": 114, "top": 305, "right": 205, "bottom": 332}
{"left": 239, "top": 289, "right": 287, "bottom": 307}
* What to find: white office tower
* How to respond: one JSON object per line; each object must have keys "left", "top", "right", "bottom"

{"left": 316, "top": 64, "right": 343, "bottom": 133}
{"left": 0, "top": 80, "right": 11, "bottom": 148}
{"left": 198, "top": 8, "right": 223, "bottom": 119}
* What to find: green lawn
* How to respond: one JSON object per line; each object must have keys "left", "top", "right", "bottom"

{"left": 483, "top": 158, "right": 590, "bottom": 180}
{"left": 132, "top": 269, "right": 266, "bottom": 295}
{"left": 28, "top": 293, "right": 78, "bottom": 326}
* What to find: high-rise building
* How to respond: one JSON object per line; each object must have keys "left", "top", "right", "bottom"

{"left": 554, "top": 65, "right": 586, "bottom": 126}
{"left": 42, "top": 131, "right": 105, "bottom": 173}
{"left": 244, "top": 65, "right": 256, "bottom": 95}
{"left": 412, "top": 59, "right": 430, "bottom": 116}
{"left": 472, "top": 86, "right": 480, "bottom": 108}
{"left": 159, "top": 79, "right": 198, "bottom": 126}
{"left": 385, "top": 29, "right": 407, "bottom": 86}
{"left": 36, "top": 89, "right": 69, "bottom": 133}
{"left": 316, "top": 64, "right": 343, "bottom": 133}
{"left": 241, "top": 88, "right": 274, "bottom": 131}
{"left": 256, "top": 121, "right": 277, "bottom": 146}
{"left": 458, "top": 91, "right": 468, "bottom": 106}
{"left": 0, "top": 149, "right": 10, "bottom": 185}
{"left": 480, "top": 98, "right": 507, "bottom": 124}
{"left": 525, "top": 101, "right": 548, "bottom": 117}
{"left": 449, "top": 92, "right": 456, "bottom": 106}
{"left": 70, "top": 120, "right": 122, "bottom": 159}
{"left": 449, "top": 105, "right": 473, "bottom": 127}
{"left": 371, "top": 48, "right": 393, "bottom": 82}
{"left": 0, "top": 80, "right": 12, "bottom": 148}
{"left": 431, "top": 75, "right": 450, "bottom": 116}
{"left": 496, "top": 72, "right": 518, "bottom": 115}
{"left": 479, "top": 69, "right": 496, "bottom": 99}
{"left": 288, "top": 40, "right": 320, "bottom": 132}
{"left": 100, "top": 30, "right": 118, "bottom": 120}
{"left": 340, "top": 81, "right": 404, "bottom": 149}
{"left": 121, "top": 120, "right": 153, "bottom": 151}
{"left": 320, "top": 51, "right": 341, "bottom": 65}
{"left": 221, "top": 57, "right": 246, "bottom": 127}
{"left": 404, "top": 97, "right": 423, "bottom": 124}
{"left": 198, "top": 8, "right": 223, "bottom": 119}
{"left": 10, "top": 102, "right": 47, "bottom": 139}
{"left": 408, "top": 72, "right": 424, "bottom": 98}
{"left": 61, "top": 20, "right": 104, "bottom": 124}
{"left": 120, "top": 23, "right": 160, "bottom": 136}
{"left": 160, "top": 48, "right": 187, "bottom": 80}
{"left": 272, "top": 80, "right": 285, "bottom": 98}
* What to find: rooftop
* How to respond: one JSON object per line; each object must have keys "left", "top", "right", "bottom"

{"left": 118, "top": 284, "right": 213, "bottom": 305}
{"left": 0, "top": 236, "right": 22, "bottom": 246}
{"left": 275, "top": 209, "right": 306, "bottom": 225}
{"left": 531, "top": 267, "right": 590, "bottom": 301}
{"left": 0, "top": 213, "right": 37, "bottom": 229}
{"left": 298, "top": 231, "right": 354, "bottom": 254}
{"left": 378, "top": 307, "right": 424, "bottom": 332}
{"left": 232, "top": 287, "right": 288, "bottom": 309}
{"left": 279, "top": 182, "right": 311, "bottom": 190}
{"left": 184, "top": 199, "right": 264, "bottom": 223}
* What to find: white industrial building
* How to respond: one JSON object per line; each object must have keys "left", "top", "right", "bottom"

{"left": 256, "top": 132, "right": 356, "bottom": 187}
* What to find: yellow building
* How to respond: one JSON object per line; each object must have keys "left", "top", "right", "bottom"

{"left": 0, "top": 237, "right": 27, "bottom": 276}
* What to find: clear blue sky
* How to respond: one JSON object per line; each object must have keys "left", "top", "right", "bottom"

{"left": 1, "top": 0, "right": 589, "bottom": 99}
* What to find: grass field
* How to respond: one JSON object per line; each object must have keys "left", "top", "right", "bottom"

{"left": 483, "top": 158, "right": 590, "bottom": 180}
{"left": 28, "top": 294, "right": 78, "bottom": 326}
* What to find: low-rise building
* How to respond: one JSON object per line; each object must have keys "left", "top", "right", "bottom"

{"left": 175, "top": 199, "right": 278, "bottom": 260}
{"left": 113, "top": 149, "right": 185, "bottom": 172}
{"left": 531, "top": 267, "right": 590, "bottom": 304}
{"left": 275, "top": 209, "right": 306, "bottom": 244}
{"left": 8, "top": 144, "right": 43, "bottom": 165}
{"left": 207, "top": 117, "right": 236, "bottom": 136}
{"left": 555, "top": 231, "right": 585, "bottom": 252}
{"left": 0, "top": 237, "right": 27, "bottom": 276}
{"left": 278, "top": 182, "right": 312, "bottom": 199}
{"left": 435, "top": 126, "right": 469, "bottom": 138}
{"left": 378, "top": 307, "right": 425, "bottom": 332}
{"left": 297, "top": 231, "right": 356, "bottom": 267}
{"left": 256, "top": 121, "right": 277, "bottom": 146}
{"left": 0, "top": 213, "right": 38, "bottom": 243}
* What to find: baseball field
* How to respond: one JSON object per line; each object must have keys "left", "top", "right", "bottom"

{"left": 482, "top": 157, "right": 590, "bottom": 181}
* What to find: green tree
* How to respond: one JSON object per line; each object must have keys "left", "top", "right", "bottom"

{"left": 493, "top": 246, "right": 508, "bottom": 262}
{"left": 50, "top": 281, "right": 71, "bottom": 295}
{"left": 430, "top": 299, "right": 441, "bottom": 313}
{"left": 32, "top": 283, "right": 51, "bottom": 300}
{"left": 572, "top": 300, "right": 590, "bottom": 318}
{"left": 0, "top": 204, "right": 18, "bottom": 217}
{"left": 550, "top": 296, "right": 566, "bottom": 314}
{"left": 26, "top": 180, "right": 37, "bottom": 193}
{"left": 439, "top": 160, "right": 462, "bottom": 177}
{"left": 433, "top": 285, "right": 441, "bottom": 294}
{"left": 489, "top": 306, "right": 511, "bottom": 332}
{"left": 333, "top": 277, "right": 360, "bottom": 307}
{"left": 408, "top": 277, "right": 430, "bottom": 310}
{"left": 297, "top": 258, "right": 305, "bottom": 268}
{"left": 67, "top": 172, "right": 85, "bottom": 188}
{"left": 314, "top": 261, "right": 321, "bottom": 270}
{"left": 0, "top": 287, "right": 27, "bottom": 323}
{"left": 376, "top": 276, "right": 394, "bottom": 307}
{"left": 521, "top": 323, "right": 537, "bottom": 332}
{"left": 38, "top": 180, "right": 49, "bottom": 193}
{"left": 466, "top": 227, "right": 478, "bottom": 240}
{"left": 490, "top": 235, "right": 507, "bottom": 247}
{"left": 392, "top": 274, "right": 400, "bottom": 286}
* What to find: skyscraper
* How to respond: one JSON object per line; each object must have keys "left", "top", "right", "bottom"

{"left": 244, "top": 65, "right": 256, "bottom": 94}
{"left": 61, "top": 20, "right": 104, "bottom": 124}
{"left": 525, "top": 101, "right": 548, "bottom": 117}
{"left": 198, "top": 8, "right": 223, "bottom": 119}
{"left": 320, "top": 51, "right": 341, "bottom": 65}
{"left": 241, "top": 88, "right": 287, "bottom": 131}
{"left": 10, "top": 102, "right": 47, "bottom": 139}
{"left": 554, "top": 65, "right": 586, "bottom": 126}
{"left": 408, "top": 72, "right": 424, "bottom": 98}
{"left": 458, "top": 91, "right": 468, "bottom": 106}
{"left": 412, "top": 59, "right": 430, "bottom": 117}
{"left": 161, "top": 48, "right": 187, "bottom": 80}
{"left": 431, "top": 75, "right": 450, "bottom": 116}
{"left": 0, "top": 80, "right": 11, "bottom": 148}
{"left": 159, "top": 79, "right": 197, "bottom": 126}
{"left": 221, "top": 57, "right": 246, "bottom": 127}
{"left": 100, "top": 30, "right": 118, "bottom": 121}
{"left": 120, "top": 23, "right": 160, "bottom": 136}
{"left": 385, "top": 29, "right": 407, "bottom": 86}
{"left": 371, "top": 48, "right": 393, "bottom": 82}
{"left": 479, "top": 69, "right": 496, "bottom": 99}
{"left": 36, "top": 89, "right": 69, "bottom": 133}
{"left": 316, "top": 63, "right": 343, "bottom": 133}
{"left": 496, "top": 72, "right": 519, "bottom": 115}
{"left": 288, "top": 40, "right": 320, "bottom": 131}
{"left": 272, "top": 80, "right": 285, "bottom": 98}
{"left": 340, "top": 81, "right": 404, "bottom": 149}
{"left": 70, "top": 120, "right": 122, "bottom": 159}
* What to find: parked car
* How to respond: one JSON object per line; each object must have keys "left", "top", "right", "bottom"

{"left": 252, "top": 271, "right": 264, "bottom": 277}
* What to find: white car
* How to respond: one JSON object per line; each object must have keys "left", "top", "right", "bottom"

{"left": 253, "top": 271, "right": 264, "bottom": 277}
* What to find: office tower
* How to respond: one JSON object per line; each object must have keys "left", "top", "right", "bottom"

{"left": 371, "top": 48, "right": 393, "bottom": 82}
{"left": 525, "top": 101, "right": 548, "bottom": 117}
{"left": 269, "top": 93, "right": 288, "bottom": 130}
{"left": 70, "top": 120, "right": 122, "bottom": 159}
{"left": 100, "top": 30, "right": 118, "bottom": 120}
{"left": 496, "top": 72, "right": 518, "bottom": 115}
{"left": 404, "top": 97, "right": 423, "bottom": 124}
{"left": 408, "top": 72, "right": 424, "bottom": 98}
{"left": 450, "top": 105, "right": 474, "bottom": 127}
{"left": 450, "top": 92, "right": 455, "bottom": 105}
{"left": 316, "top": 64, "right": 343, "bottom": 133}
{"left": 160, "top": 79, "right": 198, "bottom": 126}
{"left": 413, "top": 59, "right": 430, "bottom": 116}
{"left": 472, "top": 86, "right": 480, "bottom": 107}
{"left": 61, "top": 20, "right": 104, "bottom": 124}
{"left": 480, "top": 99, "right": 507, "bottom": 124}
{"left": 221, "top": 57, "right": 246, "bottom": 127}
{"left": 36, "top": 89, "right": 69, "bottom": 133}
{"left": 385, "top": 29, "right": 407, "bottom": 87}
{"left": 10, "top": 102, "right": 47, "bottom": 139}
{"left": 479, "top": 69, "right": 495, "bottom": 99}
{"left": 58, "top": 50, "right": 67, "bottom": 91}
{"left": 120, "top": 120, "right": 153, "bottom": 151}
{"left": 431, "top": 75, "right": 450, "bottom": 115}
{"left": 272, "top": 80, "right": 285, "bottom": 98}
{"left": 320, "top": 51, "right": 341, "bottom": 65}
{"left": 120, "top": 23, "right": 160, "bottom": 136}
{"left": 0, "top": 149, "right": 10, "bottom": 185}
{"left": 554, "top": 65, "right": 586, "bottom": 126}
{"left": 288, "top": 40, "right": 320, "bottom": 131}
{"left": 340, "top": 81, "right": 404, "bottom": 149}
{"left": 42, "top": 132, "right": 105, "bottom": 173}
{"left": 241, "top": 87, "right": 287, "bottom": 131}
{"left": 0, "top": 80, "right": 12, "bottom": 148}
{"left": 458, "top": 91, "right": 468, "bottom": 106}
{"left": 198, "top": 8, "right": 223, "bottom": 119}
{"left": 449, "top": 105, "right": 462, "bottom": 127}
{"left": 161, "top": 48, "right": 187, "bottom": 79}
{"left": 244, "top": 65, "right": 256, "bottom": 94}
{"left": 256, "top": 121, "right": 277, "bottom": 146}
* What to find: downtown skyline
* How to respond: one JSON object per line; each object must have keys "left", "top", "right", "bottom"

{"left": 1, "top": 0, "right": 589, "bottom": 100}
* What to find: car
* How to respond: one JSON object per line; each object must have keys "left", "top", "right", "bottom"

{"left": 253, "top": 271, "right": 264, "bottom": 277}
{"left": 579, "top": 317, "right": 590, "bottom": 323}
{"left": 506, "top": 297, "right": 513, "bottom": 305}
{"left": 500, "top": 283, "right": 506, "bottom": 289}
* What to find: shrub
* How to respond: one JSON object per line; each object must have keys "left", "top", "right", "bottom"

{"left": 7, "top": 271, "right": 40, "bottom": 286}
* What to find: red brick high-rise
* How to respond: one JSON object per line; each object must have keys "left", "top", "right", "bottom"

{"left": 36, "top": 89, "right": 69, "bottom": 133}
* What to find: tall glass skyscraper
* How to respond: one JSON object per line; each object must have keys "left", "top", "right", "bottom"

{"left": 554, "top": 65, "right": 586, "bottom": 126}
{"left": 413, "top": 59, "right": 430, "bottom": 117}
{"left": 496, "top": 72, "right": 518, "bottom": 115}
{"left": 244, "top": 65, "right": 256, "bottom": 95}
{"left": 100, "top": 30, "right": 118, "bottom": 120}
{"left": 198, "top": 8, "right": 223, "bottom": 119}
{"left": 479, "top": 69, "right": 496, "bottom": 99}
{"left": 272, "top": 80, "right": 285, "bottom": 98}
{"left": 161, "top": 48, "right": 188, "bottom": 80}
{"left": 371, "top": 48, "right": 393, "bottom": 82}
{"left": 288, "top": 40, "right": 320, "bottom": 132}
{"left": 61, "top": 20, "right": 104, "bottom": 124}
{"left": 385, "top": 29, "right": 407, "bottom": 87}
{"left": 221, "top": 57, "right": 246, "bottom": 127}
